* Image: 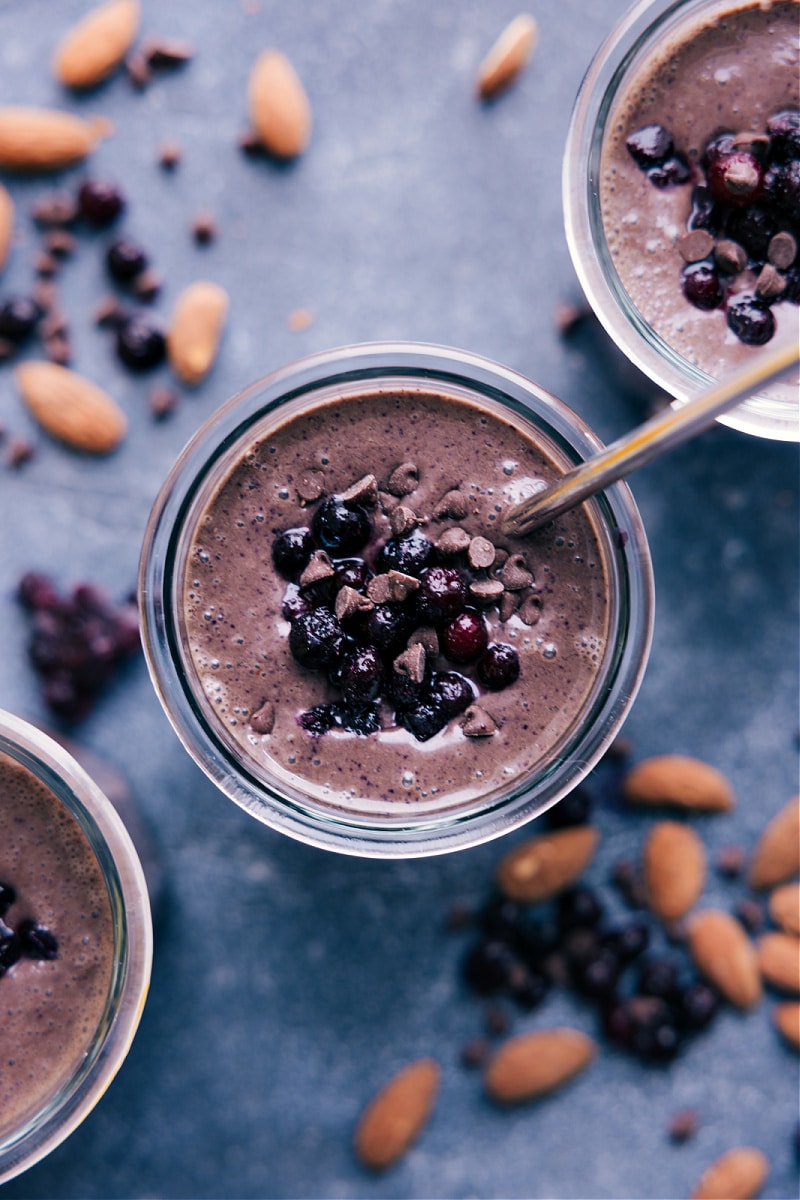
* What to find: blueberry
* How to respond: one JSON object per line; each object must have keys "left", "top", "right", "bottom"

{"left": 333, "top": 557, "right": 373, "bottom": 592}
{"left": 440, "top": 609, "right": 488, "bottom": 663}
{"left": 632, "top": 1012, "right": 683, "bottom": 1061}
{"left": 106, "top": 237, "right": 148, "bottom": 281}
{"left": 462, "top": 938, "right": 517, "bottom": 995}
{"left": 557, "top": 885, "right": 604, "bottom": 931}
{"left": 625, "top": 124, "right": 674, "bottom": 168}
{"left": 400, "top": 700, "right": 448, "bottom": 742}
{"left": 647, "top": 154, "right": 691, "bottom": 188}
{"left": 767, "top": 109, "right": 800, "bottom": 163}
{"left": 638, "top": 957, "right": 681, "bottom": 1001}
{"left": 677, "top": 980, "right": 720, "bottom": 1030}
{"left": 681, "top": 261, "right": 724, "bottom": 310}
{"left": 17, "top": 572, "right": 60, "bottom": 612}
{"left": 763, "top": 160, "right": 800, "bottom": 217}
{"left": 509, "top": 967, "right": 550, "bottom": 1009}
{"left": 476, "top": 643, "right": 520, "bottom": 691}
{"left": 297, "top": 704, "right": 337, "bottom": 735}
{"left": 340, "top": 645, "right": 383, "bottom": 705}
{"left": 288, "top": 607, "right": 345, "bottom": 669}
{"left": 703, "top": 131, "right": 736, "bottom": 169}
{"left": 573, "top": 946, "right": 621, "bottom": 1002}
{"left": 727, "top": 295, "right": 776, "bottom": 346}
{"left": 0, "top": 296, "right": 40, "bottom": 342}
{"left": 116, "top": 318, "right": 166, "bottom": 370}
{"left": 416, "top": 566, "right": 468, "bottom": 623}
{"left": 272, "top": 528, "right": 315, "bottom": 579}
{"left": 355, "top": 604, "right": 410, "bottom": 658}
{"left": 480, "top": 896, "right": 526, "bottom": 944}
{"left": 376, "top": 531, "right": 434, "bottom": 577}
{"left": 602, "top": 919, "right": 650, "bottom": 964}
{"left": 0, "top": 882, "right": 15, "bottom": 917}
{"left": 428, "top": 670, "right": 474, "bottom": 718}
{"left": 339, "top": 704, "right": 381, "bottom": 735}
{"left": 78, "top": 179, "right": 125, "bottom": 226}
{"left": 17, "top": 919, "right": 58, "bottom": 960}
{"left": 687, "top": 185, "right": 722, "bottom": 233}
{"left": 545, "top": 786, "right": 593, "bottom": 828}
{"left": 783, "top": 267, "right": 800, "bottom": 305}
{"left": 726, "top": 204, "right": 776, "bottom": 259}
{"left": 310, "top": 497, "right": 370, "bottom": 556}
{"left": 0, "top": 919, "right": 21, "bottom": 972}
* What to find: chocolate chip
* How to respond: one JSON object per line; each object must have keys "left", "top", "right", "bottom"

{"left": 407, "top": 625, "right": 438, "bottom": 656}
{"left": 518, "top": 590, "right": 543, "bottom": 626}
{"left": 434, "top": 488, "right": 468, "bottom": 519}
{"left": 295, "top": 469, "right": 325, "bottom": 503}
{"left": 33, "top": 280, "right": 57, "bottom": 313}
{"left": 436, "top": 527, "right": 471, "bottom": 556}
{"left": 132, "top": 269, "right": 163, "bottom": 302}
{"left": 250, "top": 700, "right": 275, "bottom": 734}
{"left": 389, "top": 505, "right": 419, "bottom": 537}
{"left": 393, "top": 643, "right": 426, "bottom": 684}
{"left": 42, "top": 229, "right": 76, "bottom": 258}
{"left": 34, "top": 251, "right": 58, "bottom": 277}
{"left": 677, "top": 229, "right": 714, "bottom": 263}
{"left": 39, "top": 310, "right": 69, "bottom": 340}
{"left": 461, "top": 704, "right": 499, "bottom": 737}
{"left": 43, "top": 333, "right": 72, "bottom": 365}
{"left": 668, "top": 1108, "right": 699, "bottom": 1143}
{"left": 460, "top": 1038, "right": 489, "bottom": 1069}
{"left": 94, "top": 295, "right": 128, "bottom": 329}
{"left": 386, "top": 570, "right": 419, "bottom": 602}
{"left": 7, "top": 437, "right": 35, "bottom": 467}
{"left": 191, "top": 212, "right": 217, "bottom": 245}
{"left": 468, "top": 536, "right": 495, "bottom": 570}
{"left": 149, "top": 386, "right": 179, "bottom": 421}
{"left": 366, "top": 574, "right": 393, "bottom": 604}
{"left": 158, "top": 140, "right": 183, "bottom": 170}
{"left": 734, "top": 897, "right": 764, "bottom": 935}
{"left": 499, "top": 553, "right": 533, "bottom": 591}
{"left": 341, "top": 474, "right": 378, "bottom": 506}
{"left": 714, "top": 238, "right": 748, "bottom": 274}
{"left": 498, "top": 590, "right": 520, "bottom": 622}
{"left": 767, "top": 231, "right": 797, "bottom": 270}
{"left": 554, "top": 301, "right": 591, "bottom": 336}
{"left": 755, "top": 263, "right": 786, "bottom": 301}
{"left": 299, "top": 550, "right": 335, "bottom": 589}
{"left": 386, "top": 462, "right": 419, "bottom": 497}
{"left": 334, "top": 585, "right": 374, "bottom": 621}
{"left": 125, "top": 50, "right": 152, "bottom": 90}
{"left": 715, "top": 844, "right": 746, "bottom": 878}
{"left": 469, "top": 578, "right": 504, "bottom": 605}
{"left": 144, "top": 36, "right": 194, "bottom": 67}
{"left": 30, "top": 192, "right": 78, "bottom": 228}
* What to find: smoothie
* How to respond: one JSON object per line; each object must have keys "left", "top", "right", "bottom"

{"left": 599, "top": 0, "right": 799, "bottom": 399}
{"left": 181, "top": 386, "right": 610, "bottom": 819}
{"left": 0, "top": 751, "right": 115, "bottom": 1141}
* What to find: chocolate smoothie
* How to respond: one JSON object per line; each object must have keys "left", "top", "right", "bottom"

{"left": 182, "top": 387, "right": 610, "bottom": 820}
{"left": 599, "top": 0, "right": 799, "bottom": 400}
{"left": 0, "top": 753, "right": 115, "bottom": 1140}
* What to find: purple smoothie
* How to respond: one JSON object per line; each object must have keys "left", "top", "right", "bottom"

{"left": 0, "top": 752, "right": 114, "bottom": 1140}
{"left": 182, "top": 387, "right": 611, "bottom": 819}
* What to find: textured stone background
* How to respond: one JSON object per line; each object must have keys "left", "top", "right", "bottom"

{"left": 0, "top": 1, "right": 797, "bottom": 1197}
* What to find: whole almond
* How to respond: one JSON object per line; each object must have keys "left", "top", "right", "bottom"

{"left": 476, "top": 14, "right": 538, "bottom": 100}
{"left": 772, "top": 1002, "right": 800, "bottom": 1050}
{"left": 248, "top": 50, "right": 311, "bottom": 159}
{"left": 0, "top": 182, "right": 13, "bottom": 274}
{"left": 643, "top": 820, "right": 706, "bottom": 921}
{"left": 53, "top": 0, "right": 140, "bottom": 89}
{"left": 0, "top": 107, "right": 106, "bottom": 171}
{"left": 757, "top": 932, "right": 800, "bottom": 994}
{"left": 748, "top": 795, "right": 800, "bottom": 890}
{"left": 622, "top": 754, "right": 734, "bottom": 812}
{"left": 167, "top": 281, "right": 229, "bottom": 386}
{"left": 768, "top": 882, "right": 800, "bottom": 935}
{"left": 484, "top": 1028, "right": 596, "bottom": 1104}
{"left": 354, "top": 1058, "right": 439, "bottom": 1171}
{"left": 15, "top": 361, "right": 126, "bottom": 454}
{"left": 687, "top": 909, "right": 762, "bottom": 1009}
{"left": 690, "top": 1146, "right": 769, "bottom": 1199}
{"left": 495, "top": 825, "right": 599, "bottom": 903}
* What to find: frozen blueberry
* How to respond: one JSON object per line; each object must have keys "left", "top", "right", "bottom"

{"left": 416, "top": 566, "right": 467, "bottom": 622}
{"left": 311, "top": 497, "right": 371, "bottom": 555}
{"left": 400, "top": 700, "right": 448, "bottom": 742}
{"left": 0, "top": 297, "right": 40, "bottom": 342}
{"left": 726, "top": 204, "right": 776, "bottom": 259}
{"left": 428, "top": 670, "right": 474, "bottom": 718}
{"left": 272, "top": 528, "right": 315, "bottom": 580}
{"left": 638, "top": 957, "right": 681, "bottom": 1002}
{"left": 333, "top": 557, "right": 373, "bottom": 592}
{"left": 763, "top": 160, "right": 800, "bottom": 217}
{"left": 17, "top": 919, "right": 58, "bottom": 960}
{"left": 602, "top": 919, "right": 650, "bottom": 964}
{"left": 557, "top": 885, "right": 604, "bottom": 931}
{"left": 440, "top": 609, "right": 488, "bottom": 663}
{"left": 462, "top": 938, "right": 517, "bottom": 995}
{"left": 340, "top": 645, "right": 383, "bottom": 705}
{"left": 106, "top": 237, "right": 148, "bottom": 281}
{"left": 545, "top": 786, "right": 593, "bottom": 828}
{"left": 681, "top": 261, "right": 724, "bottom": 310}
{"left": 509, "top": 967, "right": 550, "bottom": 1009}
{"left": 476, "top": 643, "right": 520, "bottom": 691}
{"left": 288, "top": 607, "right": 345, "bottom": 669}
{"left": 356, "top": 604, "right": 411, "bottom": 658}
{"left": 676, "top": 980, "right": 720, "bottom": 1030}
{"left": 376, "top": 531, "right": 434, "bottom": 577}
{"left": 572, "top": 945, "right": 621, "bottom": 1002}
{"left": 767, "top": 109, "right": 800, "bottom": 163}
{"left": 625, "top": 124, "right": 674, "bottom": 168}
{"left": 78, "top": 179, "right": 126, "bottom": 226}
{"left": 647, "top": 154, "right": 691, "bottom": 188}
{"left": 727, "top": 295, "right": 776, "bottom": 346}
{"left": 687, "top": 185, "right": 721, "bottom": 233}
{"left": 116, "top": 318, "right": 166, "bottom": 370}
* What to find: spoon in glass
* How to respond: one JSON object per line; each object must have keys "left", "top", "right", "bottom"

{"left": 501, "top": 339, "right": 800, "bottom": 537}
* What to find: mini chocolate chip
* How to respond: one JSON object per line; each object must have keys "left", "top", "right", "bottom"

{"left": 499, "top": 553, "right": 533, "bottom": 591}
{"left": 469, "top": 578, "right": 504, "bottom": 605}
{"left": 295, "top": 470, "right": 325, "bottom": 503}
{"left": 677, "top": 229, "right": 714, "bottom": 263}
{"left": 341, "top": 474, "right": 378, "bottom": 506}
{"left": 434, "top": 488, "right": 469, "bottom": 519}
{"left": 436, "top": 527, "right": 471, "bottom": 555}
{"left": 125, "top": 50, "right": 151, "bottom": 89}
{"left": 518, "top": 591, "right": 543, "bottom": 626}
{"left": 30, "top": 192, "right": 78, "bottom": 228}
{"left": 768, "top": 231, "right": 797, "bottom": 270}
{"left": 715, "top": 844, "right": 746, "bottom": 878}
{"left": 386, "top": 462, "right": 419, "bottom": 497}
{"left": 191, "top": 212, "right": 217, "bottom": 244}
{"left": 386, "top": 570, "right": 419, "bottom": 602}
{"left": 499, "top": 590, "right": 520, "bottom": 622}
{"left": 299, "top": 550, "right": 335, "bottom": 589}
{"left": 668, "top": 1108, "right": 699, "bottom": 1143}
{"left": 755, "top": 263, "right": 786, "bottom": 300}
{"left": 34, "top": 251, "right": 58, "bottom": 277}
{"left": 407, "top": 625, "right": 438, "bottom": 656}
{"left": 158, "top": 140, "right": 183, "bottom": 170}
{"left": 150, "top": 385, "right": 179, "bottom": 420}
{"left": 734, "top": 897, "right": 765, "bottom": 934}
{"left": 461, "top": 704, "right": 499, "bottom": 737}
{"left": 132, "top": 269, "right": 163, "bottom": 301}
{"left": 42, "top": 229, "right": 76, "bottom": 258}
{"left": 334, "top": 585, "right": 374, "bottom": 621}
{"left": 7, "top": 437, "right": 35, "bottom": 467}
{"left": 145, "top": 36, "right": 194, "bottom": 67}
{"left": 250, "top": 700, "right": 275, "bottom": 734}
{"left": 389, "top": 505, "right": 419, "bottom": 537}
{"left": 394, "top": 643, "right": 426, "bottom": 684}
{"left": 468, "top": 536, "right": 495, "bottom": 569}
{"left": 714, "top": 238, "right": 748, "bottom": 274}
{"left": 94, "top": 295, "right": 128, "bottom": 328}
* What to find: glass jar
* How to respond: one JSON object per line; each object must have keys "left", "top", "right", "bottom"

{"left": 0, "top": 710, "right": 152, "bottom": 1184}
{"left": 139, "top": 342, "right": 654, "bottom": 857}
{"left": 563, "top": 0, "right": 800, "bottom": 442}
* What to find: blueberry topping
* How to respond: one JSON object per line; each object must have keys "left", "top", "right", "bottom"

{"left": 310, "top": 497, "right": 371, "bottom": 555}
{"left": 440, "top": 609, "right": 488, "bottom": 663}
{"left": 333, "top": 557, "right": 373, "bottom": 592}
{"left": 727, "top": 294, "right": 776, "bottom": 346}
{"left": 767, "top": 109, "right": 800, "bottom": 163}
{"left": 647, "top": 154, "right": 691, "bottom": 188}
{"left": 17, "top": 920, "right": 58, "bottom": 961}
{"left": 572, "top": 945, "right": 621, "bottom": 1001}
{"left": 340, "top": 645, "right": 383, "bottom": 705}
{"left": 476, "top": 643, "right": 520, "bottom": 691}
{"left": 356, "top": 604, "right": 410, "bottom": 658}
{"left": 763, "top": 160, "right": 800, "bottom": 217}
{"left": 726, "top": 204, "right": 776, "bottom": 260}
{"left": 428, "top": 670, "right": 474, "bottom": 717}
{"left": 0, "top": 296, "right": 40, "bottom": 342}
{"left": 272, "top": 528, "right": 315, "bottom": 580}
{"left": 676, "top": 980, "right": 720, "bottom": 1030}
{"left": 625, "top": 124, "right": 673, "bottom": 167}
{"left": 638, "top": 957, "right": 681, "bottom": 1002}
{"left": 377, "top": 530, "right": 434, "bottom": 577}
{"left": 557, "top": 885, "right": 604, "bottom": 931}
{"left": 416, "top": 565, "right": 467, "bottom": 623}
{"left": 400, "top": 700, "right": 448, "bottom": 742}
{"left": 116, "top": 317, "right": 166, "bottom": 370}
{"left": 106, "top": 237, "right": 148, "bottom": 281}
{"left": 687, "top": 185, "right": 721, "bottom": 233}
{"left": 462, "top": 939, "right": 517, "bottom": 995}
{"left": 297, "top": 702, "right": 380, "bottom": 736}
{"left": 602, "top": 919, "right": 650, "bottom": 964}
{"left": 288, "top": 607, "right": 345, "bottom": 669}
{"left": 681, "top": 261, "right": 724, "bottom": 310}
{"left": 78, "top": 179, "right": 126, "bottom": 226}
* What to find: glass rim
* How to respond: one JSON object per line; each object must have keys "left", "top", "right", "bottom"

{"left": 139, "top": 341, "right": 654, "bottom": 858}
{"left": 0, "top": 710, "right": 152, "bottom": 1186}
{"left": 562, "top": 0, "right": 800, "bottom": 443}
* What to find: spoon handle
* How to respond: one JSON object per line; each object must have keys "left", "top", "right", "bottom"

{"left": 502, "top": 340, "right": 799, "bottom": 537}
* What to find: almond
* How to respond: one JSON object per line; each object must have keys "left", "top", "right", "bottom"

{"left": 476, "top": 13, "right": 538, "bottom": 100}
{"left": 167, "top": 281, "right": 229, "bottom": 386}
{"left": 247, "top": 50, "right": 311, "bottom": 159}
{"left": 757, "top": 931, "right": 800, "bottom": 994}
{"left": 15, "top": 361, "right": 126, "bottom": 454}
{"left": 0, "top": 107, "right": 106, "bottom": 171}
{"left": 773, "top": 1002, "right": 800, "bottom": 1050}
{"left": 690, "top": 1146, "right": 769, "bottom": 1199}
{"left": 622, "top": 754, "right": 734, "bottom": 812}
{"left": 0, "top": 182, "right": 13, "bottom": 274}
{"left": 495, "top": 825, "right": 599, "bottom": 903}
{"left": 748, "top": 795, "right": 800, "bottom": 890}
{"left": 768, "top": 882, "right": 800, "bottom": 935}
{"left": 353, "top": 1058, "right": 439, "bottom": 1171}
{"left": 643, "top": 820, "right": 706, "bottom": 921}
{"left": 53, "top": 0, "right": 140, "bottom": 89}
{"left": 484, "top": 1028, "right": 596, "bottom": 1104}
{"left": 687, "top": 909, "right": 762, "bottom": 1009}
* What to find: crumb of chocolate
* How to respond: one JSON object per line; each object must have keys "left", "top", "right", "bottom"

{"left": 38, "top": 310, "right": 69, "bottom": 341}
{"left": 287, "top": 307, "right": 314, "bottom": 332}
{"left": 434, "top": 488, "right": 469, "bottom": 520}
{"left": 250, "top": 700, "right": 275, "bottom": 735}
{"left": 30, "top": 192, "right": 78, "bottom": 228}
{"left": 43, "top": 333, "right": 72, "bottom": 365}
{"left": 191, "top": 212, "right": 217, "bottom": 245}
{"left": 32, "top": 280, "right": 57, "bottom": 313}
{"left": 42, "top": 229, "right": 76, "bottom": 258}
{"left": 158, "top": 140, "right": 183, "bottom": 170}
{"left": 668, "top": 1108, "right": 699, "bottom": 1143}
{"left": 436, "top": 527, "right": 471, "bottom": 556}
{"left": 386, "top": 462, "right": 419, "bottom": 497}
{"left": 715, "top": 844, "right": 746, "bottom": 878}
{"left": 149, "top": 385, "right": 179, "bottom": 420}
{"left": 296, "top": 469, "right": 325, "bottom": 503}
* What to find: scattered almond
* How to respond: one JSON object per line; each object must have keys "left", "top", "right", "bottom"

{"left": 622, "top": 755, "right": 734, "bottom": 812}
{"left": 772, "top": 1002, "right": 800, "bottom": 1050}
{"left": 14, "top": 361, "right": 126, "bottom": 454}
{"left": 353, "top": 1058, "right": 439, "bottom": 1171}
{"left": 476, "top": 14, "right": 538, "bottom": 100}
{"left": 643, "top": 820, "right": 706, "bottom": 921}
{"left": 768, "top": 882, "right": 800, "bottom": 935}
{"left": 166, "top": 281, "right": 229, "bottom": 386}
{"left": 690, "top": 1146, "right": 769, "bottom": 1200}
{"left": 0, "top": 183, "right": 13, "bottom": 274}
{"left": 484, "top": 1028, "right": 596, "bottom": 1104}
{"left": 686, "top": 909, "right": 762, "bottom": 1009}
{"left": 495, "top": 826, "right": 599, "bottom": 903}
{"left": 53, "top": 0, "right": 140, "bottom": 89}
{"left": 247, "top": 49, "right": 311, "bottom": 159}
{"left": 0, "top": 107, "right": 106, "bottom": 171}
{"left": 748, "top": 795, "right": 800, "bottom": 890}
{"left": 756, "top": 931, "right": 800, "bottom": 994}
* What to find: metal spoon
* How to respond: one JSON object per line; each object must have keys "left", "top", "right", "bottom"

{"left": 502, "top": 340, "right": 800, "bottom": 537}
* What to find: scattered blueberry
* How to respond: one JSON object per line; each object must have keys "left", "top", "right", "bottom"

{"left": 106, "top": 237, "right": 148, "bottom": 281}
{"left": 767, "top": 108, "right": 800, "bottom": 163}
{"left": 727, "top": 294, "right": 776, "bottom": 346}
{"left": 288, "top": 607, "right": 345, "bottom": 669}
{"left": 625, "top": 124, "right": 673, "bottom": 167}
{"left": 17, "top": 919, "right": 58, "bottom": 961}
{"left": 416, "top": 566, "right": 467, "bottom": 623}
{"left": 340, "top": 645, "right": 383, "bottom": 705}
{"left": 355, "top": 604, "right": 411, "bottom": 658}
{"left": 333, "top": 557, "right": 373, "bottom": 592}
{"left": 647, "top": 154, "right": 691, "bottom": 188}
{"left": 116, "top": 317, "right": 166, "bottom": 370}
{"left": 400, "top": 700, "right": 448, "bottom": 742}
{"left": 681, "top": 261, "right": 723, "bottom": 310}
{"left": 376, "top": 531, "right": 434, "bottom": 577}
{"left": 78, "top": 179, "right": 126, "bottom": 226}
{"left": 0, "top": 296, "right": 40, "bottom": 342}
{"left": 545, "top": 786, "right": 593, "bottom": 828}
{"left": 476, "top": 643, "right": 520, "bottom": 691}
{"left": 557, "top": 885, "right": 604, "bottom": 931}
{"left": 272, "top": 528, "right": 315, "bottom": 580}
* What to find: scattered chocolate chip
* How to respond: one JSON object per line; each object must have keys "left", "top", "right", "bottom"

{"left": 714, "top": 238, "right": 748, "bottom": 274}
{"left": 158, "top": 139, "right": 183, "bottom": 170}
{"left": 238, "top": 129, "right": 264, "bottom": 156}
{"left": 299, "top": 550, "right": 335, "bottom": 589}
{"left": 386, "top": 570, "right": 419, "bottom": 602}
{"left": 469, "top": 578, "right": 505, "bottom": 605}
{"left": 394, "top": 643, "right": 426, "bottom": 686}
{"left": 34, "top": 251, "right": 59, "bottom": 278}
{"left": 715, "top": 844, "right": 746, "bottom": 878}
{"left": 390, "top": 505, "right": 419, "bottom": 537}
{"left": 483, "top": 1005, "right": 510, "bottom": 1036}
{"left": 461, "top": 704, "right": 499, "bottom": 737}
{"left": 144, "top": 36, "right": 194, "bottom": 67}
{"left": 498, "top": 590, "right": 520, "bottom": 622}
{"left": 468, "top": 536, "right": 495, "bottom": 570}
{"left": 668, "top": 1108, "right": 699, "bottom": 1143}
{"left": 94, "top": 295, "right": 128, "bottom": 329}
{"left": 436, "top": 527, "right": 472, "bottom": 556}
{"left": 554, "top": 300, "right": 591, "bottom": 336}
{"left": 296, "top": 470, "right": 326, "bottom": 503}
{"left": 460, "top": 1038, "right": 489, "bottom": 1069}
{"left": 407, "top": 626, "right": 438, "bottom": 657}
{"left": 734, "top": 897, "right": 765, "bottom": 935}
{"left": 38, "top": 310, "right": 69, "bottom": 341}
{"left": 125, "top": 50, "right": 152, "bottom": 90}
{"left": 132, "top": 269, "right": 163, "bottom": 302}
{"left": 7, "top": 437, "right": 35, "bottom": 467}
{"left": 518, "top": 591, "right": 543, "bottom": 626}
{"left": 677, "top": 229, "right": 715, "bottom": 263}
{"left": 250, "top": 700, "right": 275, "bottom": 735}
{"left": 755, "top": 263, "right": 786, "bottom": 301}
{"left": 768, "top": 231, "right": 797, "bottom": 270}
{"left": 191, "top": 212, "right": 217, "bottom": 245}
{"left": 334, "top": 585, "right": 374, "bottom": 621}
{"left": 149, "top": 385, "right": 179, "bottom": 421}
{"left": 434, "top": 488, "right": 469, "bottom": 520}
{"left": 30, "top": 192, "right": 78, "bottom": 228}
{"left": 43, "top": 333, "right": 72, "bottom": 365}
{"left": 386, "top": 461, "right": 419, "bottom": 497}
{"left": 499, "top": 553, "right": 533, "bottom": 591}
{"left": 42, "top": 229, "right": 76, "bottom": 258}
{"left": 32, "top": 280, "right": 57, "bottom": 313}
{"left": 340, "top": 474, "right": 378, "bottom": 506}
